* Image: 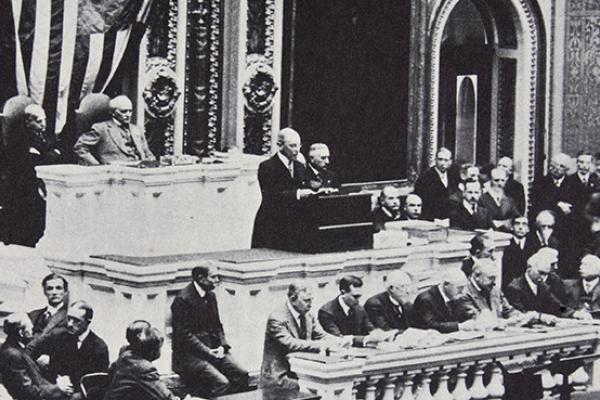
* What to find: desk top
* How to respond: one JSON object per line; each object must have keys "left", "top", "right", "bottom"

{"left": 211, "top": 389, "right": 319, "bottom": 400}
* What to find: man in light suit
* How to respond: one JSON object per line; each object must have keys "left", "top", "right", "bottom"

{"left": 260, "top": 283, "right": 341, "bottom": 390}
{"left": 73, "top": 95, "right": 155, "bottom": 165}
{"left": 28, "top": 273, "right": 69, "bottom": 337}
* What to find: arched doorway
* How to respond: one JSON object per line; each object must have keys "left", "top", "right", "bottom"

{"left": 428, "top": 0, "right": 545, "bottom": 186}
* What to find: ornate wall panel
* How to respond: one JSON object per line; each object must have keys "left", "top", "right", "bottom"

{"left": 563, "top": 0, "right": 600, "bottom": 154}
{"left": 496, "top": 58, "right": 516, "bottom": 159}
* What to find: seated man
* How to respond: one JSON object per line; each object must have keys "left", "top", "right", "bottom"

{"left": 28, "top": 301, "right": 109, "bottom": 396}
{"left": 304, "top": 143, "right": 340, "bottom": 190}
{"left": 364, "top": 270, "right": 415, "bottom": 331}
{"left": 260, "top": 282, "right": 342, "bottom": 390}
{"left": 563, "top": 254, "right": 600, "bottom": 315}
{"left": 171, "top": 264, "right": 248, "bottom": 397}
{"left": 73, "top": 95, "right": 155, "bottom": 165}
{"left": 504, "top": 249, "right": 589, "bottom": 319}
{"left": 400, "top": 193, "right": 423, "bottom": 221}
{"left": 28, "top": 273, "right": 69, "bottom": 337}
{"left": 318, "top": 276, "right": 383, "bottom": 347}
{"left": 105, "top": 323, "right": 197, "bottom": 400}
{"left": 502, "top": 216, "right": 536, "bottom": 289}
{"left": 373, "top": 185, "right": 402, "bottom": 231}
{"left": 449, "top": 180, "right": 494, "bottom": 231}
{"left": 479, "top": 168, "right": 520, "bottom": 231}
{"left": 0, "top": 313, "right": 72, "bottom": 400}
{"left": 413, "top": 268, "right": 476, "bottom": 333}
{"left": 461, "top": 233, "right": 495, "bottom": 277}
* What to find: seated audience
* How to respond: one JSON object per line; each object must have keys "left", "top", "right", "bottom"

{"left": 105, "top": 324, "right": 196, "bottom": 400}
{"left": 373, "top": 185, "right": 402, "bottom": 231}
{"left": 461, "top": 233, "right": 495, "bottom": 277}
{"left": 504, "top": 249, "right": 588, "bottom": 319}
{"left": 171, "top": 264, "right": 248, "bottom": 397}
{"left": 73, "top": 95, "right": 155, "bottom": 165}
{"left": 479, "top": 167, "right": 520, "bottom": 231}
{"left": 497, "top": 157, "right": 526, "bottom": 215}
{"left": 318, "top": 275, "right": 381, "bottom": 347}
{"left": 260, "top": 283, "right": 341, "bottom": 390}
{"left": 413, "top": 268, "right": 476, "bottom": 333}
{"left": 449, "top": 180, "right": 494, "bottom": 231}
{"left": 414, "top": 147, "right": 458, "bottom": 221}
{"left": 304, "top": 143, "right": 340, "bottom": 190}
{"left": 27, "top": 301, "right": 109, "bottom": 394}
{"left": 563, "top": 254, "right": 600, "bottom": 315}
{"left": 400, "top": 193, "right": 423, "bottom": 220}
{"left": 0, "top": 313, "right": 73, "bottom": 400}
{"left": 502, "top": 216, "right": 536, "bottom": 289}
{"left": 364, "top": 270, "right": 415, "bottom": 331}
{"left": 28, "top": 273, "right": 69, "bottom": 337}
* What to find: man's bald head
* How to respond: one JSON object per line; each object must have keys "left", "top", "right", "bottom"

{"left": 386, "top": 270, "right": 415, "bottom": 304}
{"left": 379, "top": 185, "right": 401, "bottom": 213}
{"left": 404, "top": 193, "right": 422, "bottom": 219}
{"left": 278, "top": 128, "right": 301, "bottom": 160}
{"left": 497, "top": 157, "right": 514, "bottom": 175}
{"left": 550, "top": 153, "right": 571, "bottom": 179}
{"left": 440, "top": 268, "right": 467, "bottom": 300}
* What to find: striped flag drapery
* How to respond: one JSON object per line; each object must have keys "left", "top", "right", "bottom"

{"left": 3, "top": 0, "right": 154, "bottom": 134}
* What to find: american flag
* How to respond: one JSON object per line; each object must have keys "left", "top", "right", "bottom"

{"left": 3, "top": 0, "right": 154, "bottom": 134}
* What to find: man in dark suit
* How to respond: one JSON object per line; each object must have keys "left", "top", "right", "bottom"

{"left": 251, "top": 128, "right": 314, "bottom": 249}
{"left": 372, "top": 185, "right": 402, "bottom": 231}
{"left": 413, "top": 268, "right": 476, "bottom": 333}
{"left": 73, "top": 95, "right": 155, "bottom": 165}
{"left": 364, "top": 270, "right": 415, "bottom": 331}
{"left": 27, "top": 301, "right": 109, "bottom": 395}
{"left": 260, "top": 282, "right": 340, "bottom": 390}
{"left": 567, "top": 152, "right": 600, "bottom": 213}
{"left": 0, "top": 313, "right": 72, "bottom": 400}
{"left": 28, "top": 273, "right": 69, "bottom": 337}
{"left": 400, "top": 193, "right": 423, "bottom": 221}
{"left": 318, "top": 275, "right": 379, "bottom": 347}
{"left": 504, "top": 249, "right": 588, "bottom": 319}
{"left": 530, "top": 153, "right": 575, "bottom": 219}
{"left": 497, "top": 157, "right": 526, "bottom": 215}
{"left": 414, "top": 147, "right": 458, "bottom": 221}
{"left": 461, "top": 233, "right": 495, "bottom": 277}
{"left": 502, "top": 216, "right": 536, "bottom": 288}
{"left": 563, "top": 254, "right": 600, "bottom": 315}
{"left": 449, "top": 180, "right": 494, "bottom": 231}
{"left": 304, "top": 143, "right": 340, "bottom": 190}
{"left": 480, "top": 168, "right": 520, "bottom": 231}
{"left": 171, "top": 264, "right": 248, "bottom": 397}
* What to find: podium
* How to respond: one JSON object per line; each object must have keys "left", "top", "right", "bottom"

{"left": 294, "top": 192, "right": 373, "bottom": 253}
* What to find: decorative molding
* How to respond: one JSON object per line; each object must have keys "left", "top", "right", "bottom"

{"left": 208, "top": 0, "right": 222, "bottom": 152}
{"left": 143, "top": 58, "right": 180, "bottom": 119}
{"left": 242, "top": 54, "right": 278, "bottom": 114}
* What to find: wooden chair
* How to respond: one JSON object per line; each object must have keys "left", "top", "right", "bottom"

{"left": 0, "top": 95, "right": 34, "bottom": 150}
{"left": 75, "top": 93, "right": 111, "bottom": 135}
{"left": 80, "top": 372, "right": 110, "bottom": 400}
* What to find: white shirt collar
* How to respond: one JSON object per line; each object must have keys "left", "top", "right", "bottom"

{"left": 438, "top": 285, "right": 451, "bottom": 304}
{"left": 578, "top": 172, "right": 590, "bottom": 182}
{"left": 193, "top": 281, "right": 206, "bottom": 298}
{"left": 513, "top": 236, "right": 525, "bottom": 249}
{"left": 46, "top": 303, "right": 63, "bottom": 316}
{"left": 388, "top": 294, "right": 400, "bottom": 307}
{"left": 78, "top": 329, "right": 91, "bottom": 348}
{"left": 309, "top": 164, "right": 320, "bottom": 176}
{"left": 286, "top": 299, "right": 302, "bottom": 327}
{"left": 463, "top": 200, "right": 476, "bottom": 215}
{"left": 525, "top": 272, "right": 538, "bottom": 295}
{"left": 553, "top": 176, "right": 565, "bottom": 186}
{"left": 338, "top": 296, "right": 351, "bottom": 316}
{"left": 584, "top": 277, "right": 599, "bottom": 293}
{"left": 277, "top": 152, "right": 292, "bottom": 167}
{"left": 470, "top": 277, "right": 483, "bottom": 293}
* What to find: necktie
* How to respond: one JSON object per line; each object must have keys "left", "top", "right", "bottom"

{"left": 299, "top": 314, "right": 307, "bottom": 339}
{"left": 472, "top": 204, "right": 478, "bottom": 214}
{"left": 40, "top": 310, "right": 51, "bottom": 327}
{"left": 583, "top": 177, "right": 588, "bottom": 186}
{"left": 288, "top": 161, "right": 294, "bottom": 179}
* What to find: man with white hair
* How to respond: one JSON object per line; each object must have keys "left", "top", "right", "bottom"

{"left": 372, "top": 185, "right": 402, "bottom": 231}
{"left": 413, "top": 268, "right": 477, "bottom": 333}
{"left": 479, "top": 167, "right": 520, "bottom": 231}
{"left": 304, "top": 143, "right": 340, "bottom": 190}
{"left": 252, "top": 128, "right": 314, "bottom": 249}
{"left": 73, "top": 95, "right": 155, "bottom": 165}
{"left": 497, "top": 157, "right": 526, "bottom": 215}
{"left": 530, "top": 153, "right": 575, "bottom": 218}
{"left": 364, "top": 270, "right": 415, "bottom": 331}
{"left": 563, "top": 254, "right": 600, "bottom": 315}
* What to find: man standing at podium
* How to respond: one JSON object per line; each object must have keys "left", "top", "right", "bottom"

{"left": 251, "top": 128, "right": 314, "bottom": 250}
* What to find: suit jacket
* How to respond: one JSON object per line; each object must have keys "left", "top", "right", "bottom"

{"left": 27, "top": 327, "right": 109, "bottom": 389}
{"left": 0, "top": 336, "right": 67, "bottom": 400}
{"left": 455, "top": 279, "right": 518, "bottom": 321}
{"left": 505, "top": 177, "right": 526, "bottom": 215}
{"left": 251, "top": 154, "right": 306, "bottom": 250}
{"left": 449, "top": 204, "right": 494, "bottom": 231}
{"left": 318, "top": 297, "right": 374, "bottom": 347}
{"left": 28, "top": 304, "right": 68, "bottom": 337}
{"left": 563, "top": 279, "right": 600, "bottom": 314}
{"left": 414, "top": 167, "right": 458, "bottom": 221}
{"left": 372, "top": 207, "right": 401, "bottom": 232}
{"left": 566, "top": 173, "right": 600, "bottom": 214}
{"left": 503, "top": 275, "right": 574, "bottom": 317}
{"left": 413, "top": 286, "right": 464, "bottom": 333}
{"left": 260, "top": 302, "right": 329, "bottom": 390}
{"left": 479, "top": 192, "right": 520, "bottom": 223}
{"left": 104, "top": 350, "right": 177, "bottom": 400}
{"left": 530, "top": 174, "right": 575, "bottom": 217}
{"left": 364, "top": 291, "right": 413, "bottom": 331}
{"left": 501, "top": 237, "right": 537, "bottom": 289}
{"left": 73, "top": 119, "right": 155, "bottom": 165}
{"left": 171, "top": 283, "right": 229, "bottom": 373}
{"left": 304, "top": 166, "right": 340, "bottom": 190}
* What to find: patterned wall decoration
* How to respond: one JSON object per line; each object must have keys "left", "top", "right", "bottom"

{"left": 244, "top": 0, "right": 276, "bottom": 155}
{"left": 496, "top": 58, "right": 516, "bottom": 159}
{"left": 563, "top": 0, "right": 600, "bottom": 154}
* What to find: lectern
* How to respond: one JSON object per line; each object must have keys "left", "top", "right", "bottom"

{"left": 294, "top": 192, "right": 373, "bottom": 253}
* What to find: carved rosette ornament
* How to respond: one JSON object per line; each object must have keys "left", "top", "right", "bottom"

{"left": 143, "top": 58, "right": 181, "bottom": 119}
{"left": 243, "top": 55, "right": 278, "bottom": 114}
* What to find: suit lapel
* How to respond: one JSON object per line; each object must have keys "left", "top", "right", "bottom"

{"left": 107, "top": 120, "right": 134, "bottom": 156}
{"left": 129, "top": 125, "right": 146, "bottom": 160}
{"left": 43, "top": 306, "right": 66, "bottom": 335}
{"left": 284, "top": 304, "right": 300, "bottom": 338}
{"left": 590, "top": 281, "right": 600, "bottom": 303}
{"left": 432, "top": 287, "right": 451, "bottom": 319}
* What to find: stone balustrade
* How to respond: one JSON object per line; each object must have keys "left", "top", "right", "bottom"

{"left": 289, "top": 325, "right": 600, "bottom": 400}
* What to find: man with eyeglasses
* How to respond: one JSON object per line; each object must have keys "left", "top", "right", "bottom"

{"left": 73, "top": 95, "right": 155, "bottom": 165}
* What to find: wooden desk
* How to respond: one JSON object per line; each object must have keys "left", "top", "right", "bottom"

{"left": 212, "top": 388, "right": 319, "bottom": 400}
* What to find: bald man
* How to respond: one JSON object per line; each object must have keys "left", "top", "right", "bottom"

{"left": 563, "top": 255, "right": 600, "bottom": 315}
{"left": 73, "top": 95, "right": 155, "bottom": 165}
{"left": 401, "top": 194, "right": 422, "bottom": 220}
{"left": 530, "top": 153, "right": 575, "bottom": 218}
{"left": 372, "top": 185, "right": 402, "bottom": 232}
{"left": 304, "top": 143, "right": 340, "bottom": 190}
{"left": 252, "top": 128, "right": 314, "bottom": 249}
{"left": 364, "top": 271, "right": 415, "bottom": 331}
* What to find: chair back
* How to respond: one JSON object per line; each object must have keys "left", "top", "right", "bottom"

{"left": 75, "top": 93, "right": 111, "bottom": 135}
{"left": 80, "top": 372, "right": 110, "bottom": 400}
{"left": 0, "top": 95, "right": 35, "bottom": 150}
